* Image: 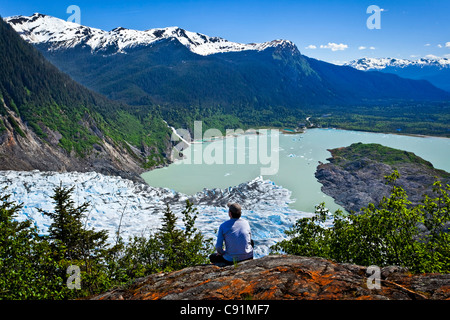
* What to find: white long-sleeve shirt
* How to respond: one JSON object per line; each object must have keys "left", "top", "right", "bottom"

{"left": 215, "top": 218, "right": 253, "bottom": 262}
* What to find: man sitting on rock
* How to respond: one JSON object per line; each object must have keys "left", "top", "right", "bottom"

{"left": 210, "top": 202, "right": 254, "bottom": 265}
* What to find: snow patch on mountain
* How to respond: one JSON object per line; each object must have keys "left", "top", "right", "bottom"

{"left": 5, "top": 13, "right": 297, "bottom": 56}
{"left": 345, "top": 56, "right": 450, "bottom": 71}
{"left": 0, "top": 170, "right": 317, "bottom": 258}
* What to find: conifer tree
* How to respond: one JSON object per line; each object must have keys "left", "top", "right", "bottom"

{"left": 158, "top": 203, "right": 185, "bottom": 271}
{"left": 39, "top": 183, "right": 108, "bottom": 261}
{"left": 0, "top": 190, "right": 62, "bottom": 299}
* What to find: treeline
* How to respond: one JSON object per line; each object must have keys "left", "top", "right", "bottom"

{"left": 0, "top": 184, "right": 212, "bottom": 299}
{"left": 156, "top": 101, "right": 450, "bottom": 140}
{"left": 160, "top": 103, "right": 306, "bottom": 135}
{"left": 310, "top": 103, "right": 450, "bottom": 137}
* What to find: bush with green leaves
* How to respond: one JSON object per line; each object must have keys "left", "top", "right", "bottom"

{"left": 112, "top": 201, "right": 213, "bottom": 280}
{"left": 271, "top": 171, "right": 450, "bottom": 273}
{"left": 37, "top": 183, "right": 112, "bottom": 298}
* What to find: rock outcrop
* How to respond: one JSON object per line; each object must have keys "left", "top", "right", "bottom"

{"left": 91, "top": 255, "right": 450, "bottom": 300}
{"left": 315, "top": 143, "right": 450, "bottom": 213}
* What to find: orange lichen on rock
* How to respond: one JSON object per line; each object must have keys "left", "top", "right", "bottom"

{"left": 90, "top": 255, "right": 450, "bottom": 300}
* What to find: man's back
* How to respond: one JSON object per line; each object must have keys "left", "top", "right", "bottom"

{"left": 216, "top": 218, "right": 253, "bottom": 262}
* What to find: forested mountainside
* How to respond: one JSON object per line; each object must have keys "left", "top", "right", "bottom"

{"left": 0, "top": 16, "right": 172, "bottom": 181}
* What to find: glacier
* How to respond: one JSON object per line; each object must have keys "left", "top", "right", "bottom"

{"left": 0, "top": 170, "right": 318, "bottom": 258}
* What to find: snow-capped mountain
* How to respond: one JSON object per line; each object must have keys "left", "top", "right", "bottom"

{"left": 345, "top": 56, "right": 450, "bottom": 71}
{"left": 5, "top": 13, "right": 295, "bottom": 56}
{"left": 5, "top": 12, "right": 449, "bottom": 108}
{"left": 344, "top": 57, "right": 450, "bottom": 92}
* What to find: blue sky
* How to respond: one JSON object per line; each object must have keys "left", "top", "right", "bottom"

{"left": 2, "top": 0, "right": 449, "bottom": 63}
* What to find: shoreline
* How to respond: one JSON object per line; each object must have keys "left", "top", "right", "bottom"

{"left": 306, "top": 126, "right": 450, "bottom": 140}
{"left": 143, "top": 125, "right": 450, "bottom": 184}
{"left": 168, "top": 117, "right": 450, "bottom": 152}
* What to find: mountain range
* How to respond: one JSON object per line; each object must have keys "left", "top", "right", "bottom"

{"left": 345, "top": 57, "right": 450, "bottom": 92}
{"left": 5, "top": 13, "right": 450, "bottom": 130}
{"left": 1, "top": 13, "right": 450, "bottom": 179}
{"left": 6, "top": 13, "right": 295, "bottom": 56}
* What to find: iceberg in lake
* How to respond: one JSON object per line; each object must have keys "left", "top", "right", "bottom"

{"left": 0, "top": 170, "right": 316, "bottom": 258}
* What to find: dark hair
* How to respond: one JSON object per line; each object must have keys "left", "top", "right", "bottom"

{"left": 228, "top": 203, "right": 241, "bottom": 219}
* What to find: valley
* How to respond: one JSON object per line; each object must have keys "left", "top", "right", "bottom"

{"left": 2, "top": 11, "right": 450, "bottom": 240}
{"left": 5, "top": 13, "right": 449, "bottom": 135}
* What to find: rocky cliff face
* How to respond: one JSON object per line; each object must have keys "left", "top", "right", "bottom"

{"left": 91, "top": 255, "right": 450, "bottom": 300}
{"left": 0, "top": 102, "right": 168, "bottom": 183}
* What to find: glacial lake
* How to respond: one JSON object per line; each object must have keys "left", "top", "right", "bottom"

{"left": 142, "top": 128, "right": 450, "bottom": 214}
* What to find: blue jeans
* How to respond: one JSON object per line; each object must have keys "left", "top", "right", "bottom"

{"left": 209, "top": 253, "right": 253, "bottom": 265}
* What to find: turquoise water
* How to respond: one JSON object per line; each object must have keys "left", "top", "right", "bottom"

{"left": 142, "top": 128, "right": 450, "bottom": 214}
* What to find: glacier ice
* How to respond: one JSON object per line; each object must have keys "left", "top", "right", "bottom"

{"left": 0, "top": 170, "right": 317, "bottom": 258}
